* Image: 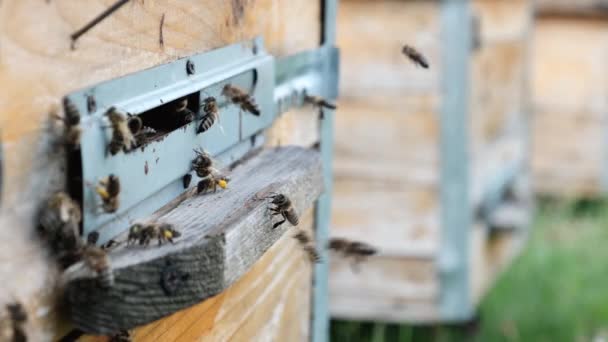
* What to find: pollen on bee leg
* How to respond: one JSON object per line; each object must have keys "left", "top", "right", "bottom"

{"left": 96, "top": 186, "right": 109, "bottom": 199}
{"left": 218, "top": 179, "right": 228, "bottom": 189}
{"left": 163, "top": 230, "right": 173, "bottom": 239}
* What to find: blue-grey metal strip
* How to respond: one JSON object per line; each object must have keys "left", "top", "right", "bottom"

{"left": 275, "top": 47, "right": 339, "bottom": 115}
{"left": 66, "top": 38, "right": 275, "bottom": 240}
{"left": 313, "top": 1, "right": 338, "bottom": 341}
{"left": 438, "top": 0, "right": 473, "bottom": 321}
{"left": 478, "top": 159, "right": 524, "bottom": 223}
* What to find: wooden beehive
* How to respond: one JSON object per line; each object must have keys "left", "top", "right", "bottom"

{"left": 532, "top": 2, "right": 608, "bottom": 197}
{"left": 0, "top": 1, "right": 333, "bottom": 340}
{"left": 329, "top": 0, "right": 532, "bottom": 322}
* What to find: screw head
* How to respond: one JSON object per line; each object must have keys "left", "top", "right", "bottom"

{"left": 186, "top": 60, "right": 195, "bottom": 75}
{"left": 86, "top": 95, "right": 97, "bottom": 113}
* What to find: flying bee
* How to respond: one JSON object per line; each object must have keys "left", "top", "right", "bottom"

{"left": 292, "top": 230, "right": 311, "bottom": 245}
{"left": 39, "top": 192, "right": 83, "bottom": 260}
{"left": 328, "top": 238, "right": 378, "bottom": 270}
{"left": 60, "top": 97, "right": 82, "bottom": 149}
{"left": 2, "top": 302, "right": 27, "bottom": 342}
{"left": 81, "top": 245, "right": 114, "bottom": 288}
{"left": 191, "top": 149, "right": 230, "bottom": 194}
{"left": 292, "top": 230, "right": 321, "bottom": 264}
{"left": 95, "top": 174, "right": 120, "bottom": 213}
{"left": 197, "top": 97, "right": 219, "bottom": 134}
{"left": 261, "top": 193, "right": 299, "bottom": 229}
{"left": 302, "top": 245, "right": 322, "bottom": 263}
{"left": 402, "top": 45, "right": 429, "bottom": 69}
{"left": 304, "top": 94, "right": 337, "bottom": 120}
{"left": 222, "top": 84, "right": 260, "bottom": 116}
{"left": 127, "top": 222, "right": 181, "bottom": 247}
{"left": 106, "top": 107, "right": 142, "bottom": 155}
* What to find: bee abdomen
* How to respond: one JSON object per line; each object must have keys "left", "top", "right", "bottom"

{"left": 240, "top": 99, "right": 260, "bottom": 116}
{"left": 285, "top": 210, "right": 299, "bottom": 226}
{"left": 197, "top": 113, "right": 217, "bottom": 134}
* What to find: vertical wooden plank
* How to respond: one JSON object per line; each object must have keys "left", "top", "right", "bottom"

{"left": 438, "top": 0, "right": 473, "bottom": 321}
{"left": 313, "top": 1, "right": 338, "bottom": 341}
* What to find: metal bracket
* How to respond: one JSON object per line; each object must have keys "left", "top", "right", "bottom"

{"left": 65, "top": 37, "right": 339, "bottom": 245}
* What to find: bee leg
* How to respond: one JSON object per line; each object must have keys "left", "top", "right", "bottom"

{"left": 272, "top": 219, "right": 286, "bottom": 229}
{"left": 158, "top": 237, "right": 163, "bottom": 246}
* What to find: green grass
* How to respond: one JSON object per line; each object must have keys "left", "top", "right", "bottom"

{"left": 330, "top": 199, "right": 608, "bottom": 342}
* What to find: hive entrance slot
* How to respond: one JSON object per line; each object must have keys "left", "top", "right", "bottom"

{"left": 135, "top": 92, "right": 200, "bottom": 144}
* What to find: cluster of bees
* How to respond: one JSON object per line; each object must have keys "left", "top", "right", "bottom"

{"left": 34, "top": 28, "right": 427, "bottom": 339}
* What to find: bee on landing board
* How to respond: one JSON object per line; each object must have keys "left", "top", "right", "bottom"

{"left": 106, "top": 107, "right": 142, "bottom": 155}
{"left": 292, "top": 230, "right": 321, "bottom": 264}
{"left": 81, "top": 245, "right": 114, "bottom": 288}
{"left": 222, "top": 84, "right": 260, "bottom": 116}
{"left": 127, "top": 222, "right": 181, "bottom": 247}
{"left": 197, "top": 97, "right": 220, "bottom": 134}
{"left": 94, "top": 174, "right": 120, "bottom": 213}
{"left": 1, "top": 302, "right": 27, "bottom": 342}
{"left": 260, "top": 192, "right": 299, "bottom": 229}
{"left": 402, "top": 45, "right": 429, "bottom": 69}
{"left": 191, "top": 149, "right": 230, "bottom": 194}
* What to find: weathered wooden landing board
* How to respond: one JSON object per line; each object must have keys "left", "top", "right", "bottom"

{"left": 64, "top": 146, "right": 322, "bottom": 334}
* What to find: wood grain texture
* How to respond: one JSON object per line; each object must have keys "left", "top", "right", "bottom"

{"left": 537, "top": 0, "right": 608, "bottom": 17}
{"left": 63, "top": 146, "right": 321, "bottom": 334}
{"left": 532, "top": 17, "right": 608, "bottom": 197}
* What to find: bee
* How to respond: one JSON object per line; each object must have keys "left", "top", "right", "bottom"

{"left": 222, "top": 84, "right": 260, "bottom": 116}
{"left": 81, "top": 245, "right": 114, "bottom": 288}
{"left": 191, "top": 149, "right": 230, "bottom": 194}
{"left": 402, "top": 45, "right": 429, "bottom": 69}
{"left": 292, "top": 230, "right": 311, "bottom": 245}
{"left": 60, "top": 97, "right": 82, "bottom": 149}
{"left": 173, "top": 97, "right": 195, "bottom": 126}
{"left": 328, "top": 238, "right": 378, "bottom": 268}
{"left": 110, "top": 330, "right": 131, "bottom": 342}
{"left": 292, "top": 230, "right": 321, "bottom": 263}
{"left": 95, "top": 174, "right": 120, "bottom": 213}
{"left": 304, "top": 95, "right": 336, "bottom": 120}
{"left": 106, "top": 107, "right": 142, "bottom": 155}
{"left": 2, "top": 302, "right": 27, "bottom": 342}
{"left": 263, "top": 193, "right": 299, "bottom": 229}
{"left": 197, "top": 97, "right": 219, "bottom": 134}
{"left": 39, "top": 192, "right": 83, "bottom": 258}
{"left": 127, "top": 223, "right": 181, "bottom": 247}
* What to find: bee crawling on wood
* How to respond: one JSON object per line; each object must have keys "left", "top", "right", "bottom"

{"left": 197, "top": 96, "right": 220, "bottom": 134}
{"left": 1, "top": 302, "right": 27, "bottom": 342}
{"left": 109, "top": 330, "right": 131, "bottom": 342}
{"left": 328, "top": 238, "right": 378, "bottom": 271}
{"left": 105, "top": 107, "right": 142, "bottom": 155}
{"left": 259, "top": 192, "right": 299, "bottom": 229}
{"left": 38, "top": 192, "right": 83, "bottom": 263}
{"left": 94, "top": 174, "right": 120, "bottom": 213}
{"left": 127, "top": 222, "right": 181, "bottom": 247}
{"left": 191, "top": 149, "right": 230, "bottom": 194}
{"left": 292, "top": 230, "right": 321, "bottom": 263}
{"left": 54, "top": 97, "right": 82, "bottom": 149}
{"left": 304, "top": 94, "right": 337, "bottom": 120}
{"left": 222, "top": 84, "right": 261, "bottom": 116}
{"left": 81, "top": 245, "right": 114, "bottom": 288}
{"left": 402, "top": 44, "right": 429, "bottom": 69}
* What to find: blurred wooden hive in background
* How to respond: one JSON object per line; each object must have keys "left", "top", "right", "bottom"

{"left": 330, "top": 0, "right": 533, "bottom": 323}
{"left": 533, "top": 1, "right": 608, "bottom": 197}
